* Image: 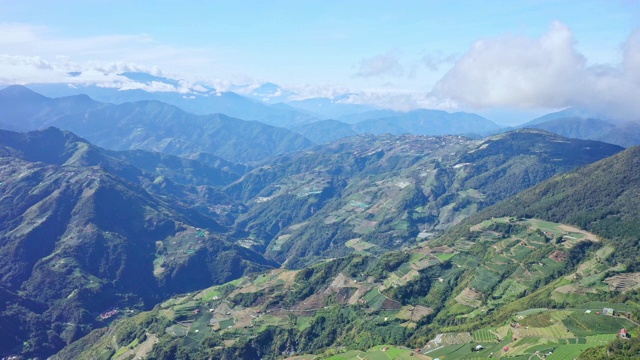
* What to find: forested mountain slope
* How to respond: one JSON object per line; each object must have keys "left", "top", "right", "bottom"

{"left": 227, "top": 130, "right": 622, "bottom": 268}
{"left": 0, "top": 128, "right": 275, "bottom": 357}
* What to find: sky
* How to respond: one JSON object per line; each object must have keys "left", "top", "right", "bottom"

{"left": 1, "top": 0, "right": 640, "bottom": 124}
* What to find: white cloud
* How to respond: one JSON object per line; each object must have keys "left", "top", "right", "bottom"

{"left": 283, "top": 81, "right": 456, "bottom": 112}
{"left": 354, "top": 50, "right": 405, "bottom": 78}
{"left": 0, "top": 54, "right": 215, "bottom": 95}
{"left": 422, "top": 52, "right": 458, "bottom": 72}
{"left": 0, "top": 23, "right": 48, "bottom": 45}
{"left": 285, "top": 82, "right": 352, "bottom": 100}
{"left": 0, "top": 55, "right": 80, "bottom": 85}
{"left": 623, "top": 30, "right": 640, "bottom": 84}
{"left": 345, "top": 89, "right": 456, "bottom": 112}
{"left": 5, "top": 21, "right": 640, "bottom": 119}
{"left": 0, "top": 23, "right": 226, "bottom": 84}
{"left": 432, "top": 21, "right": 640, "bottom": 121}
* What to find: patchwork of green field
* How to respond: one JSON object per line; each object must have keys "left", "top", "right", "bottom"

{"left": 436, "top": 253, "right": 455, "bottom": 261}
{"left": 511, "top": 244, "right": 534, "bottom": 262}
{"left": 568, "top": 301, "right": 639, "bottom": 313}
{"left": 159, "top": 295, "right": 190, "bottom": 309}
{"left": 440, "top": 332, "right": 474, "bottom": 345}
{"left": 113, "top": 344, "right": 132, "bottom": 358}
{"left": 218, "top": 318, "right": 235, "bottom": 329}
{"left": 200, "top": 288, "right": 222, "bottom": 301}
{"left": 81, "top": 217, "right": 638, "bottom": 360}
{"left": 324, "top": 350, "right": 362, "bottom": 360}
{"left": 254, "top": 314, "right": 285, "bottom": 331}
{"left": 425, "top": 336, "right": 511, "bottom": 360}
{"left": 585, "top": 333, "right": 617, "bottom": 344}
{"left": 484, "top": 254, "right": 513, "bottom": 272}
{"left": 516, "top": 308, "right": 548, "bottom": 317}
{"left": 546, "top": 344, "right": 593, "bottom": 360}
{"left": 508, "top": 336, "right": 548, "bottom": 355}
{"left": 529, "top": 219, "right": 566, "bottom": 236}
{"left": 445, "top": 217, "right": 626, "bottom": 318}
{"left": 323, "top": 345, "right": 429, "bottom": 360}
{"left": 183, "top": 312, "right": 213, "bottom": 347}
{"left": 515, "top": 322, "right": 573, "bottom": 338}
{"left": 451, "top": 252, "right": 480, "bottom": 270}
{"left": 270, "top": 234, "right": 292, "bottom": 251}
{"left": 172, "top": 301, "right": 199, "bottom": 322}
{"left": 345, "top": 238, "right": 377, "bottom": 253}
{"left": 533, "top": 258, "right": 565, "bottom": 276}
{"left": 469, "top": 266, "right": 501, "bottom": 293}
{"left": 295, "top": 316, "right": 314, "bottom": 331}
{"left": 428, "top": 305, "right": 636, "bottom": 360}
{"left": 153, "top": 227, "right": 211, "bottom": 274}
{"left": 392, "top": 262, "right": 413, "bottom": 278}
{"left": 362, "top": 287, "right": 390, "bottom": 310}
{"left": 491, "top": 279, "right": 529, "bottom": 303}
{"left": 562, "top": 312, "right": 636, "bottom": 336}
{"left": 518, "top": 311, "right": 554, "bottom": 327}
{"left": 454, "top": 287, "right": 483, "bottom": 308}
{"left": 166, "top": 323, "right": 189, "bottom": 337}
{"left": 472, "top": 328, "right": 496, "bottom": 342}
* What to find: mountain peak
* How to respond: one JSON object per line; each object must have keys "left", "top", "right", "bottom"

{"left": 0, "top": 84, "right": 48, "bottom": 101}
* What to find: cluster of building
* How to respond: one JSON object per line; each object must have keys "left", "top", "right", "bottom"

{"left": 99, "top": 308, "right": 119, "bottom": 320}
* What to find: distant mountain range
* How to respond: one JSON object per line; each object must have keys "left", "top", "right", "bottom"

{"left": 27, "top": 77, "right": 320, "bottom": 129}
{"left": 0, "top": 85, "right": 314, "bottom": 163}
{"left": 5, "top": 83, "right": 640, "bottom": 160}
{"left": 518, "top": 108, "right": 640, "bottom": 148}
{"left": 13, "top": 73, "right": 640, "bottom": 150}
{"left": 295, "top": 109, "right": 501, "bottom": 143}
{"left": 0, "top": 84, "right": 105, "bottom": 131}
{"left": 12, "top": 84, "right": 504, "bottom": 141}
{"left": 284, "top": 95, "right": 378, "bottom": 119}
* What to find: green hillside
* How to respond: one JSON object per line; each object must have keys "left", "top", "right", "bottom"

{"left": 56, "top": 218, "right": 640, "bottom": 359}
{"left": 455, "top": 145, "right": 640, "bottom": 271}
{"left": 228, "top": 129, "right": 622, "bottom": 267}
{"left": 0, "top": 128, "right": 275, "bottom": 357}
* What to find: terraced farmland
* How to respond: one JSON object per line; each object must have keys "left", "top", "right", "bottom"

{"left": 472, "top": 328, "right": 497, "bottom": 342}
{"left": 547, "top": 344, "right": 592, "bottom": 360}
{"left": 60, "top": 217, "right": 640, "bottom": 360}
{"left": 562, "top": 312, "right": 636, "bottom": 336}
{"left": 324, "top": 346, "right": 429, "bottom": 360}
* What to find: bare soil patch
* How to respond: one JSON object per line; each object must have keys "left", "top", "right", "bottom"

{"left": 605, "top": 272, "right": 640, "bottom": 292}
{"left": 549, "top": 250, "right": 567, "bottom": 262}
{"left": 557, "top": 224, "right": 599, "bottom": 242}
{"left": 292, "top": 292, "right": 328, "bottom": 311}
{"left": 410, "top": 305, "right": 434, "bottom": 321}
{"left": 455, "top": 287, "right": 483, "bottom": 308}
{"left": 554, "top": 284, "right": 597, "bottom": 295}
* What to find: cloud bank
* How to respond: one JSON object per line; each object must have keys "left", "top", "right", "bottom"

{"left": 3, "top": 21, "right": 640, "bottom": 119}
{"left": 354, "top": 51, "right": 405, "bottom": 78}
{"left": 432, "top": 21, "right": 640, "bottom": 121}
{"left": 0, "top": 23, "right": 224, "bottom": 87}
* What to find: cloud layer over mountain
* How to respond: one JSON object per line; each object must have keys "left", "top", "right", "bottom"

{"left": 433, "top": 22, "right": 640, "bottom": 121}
{"left": 2, "top": 20, "right": 640, "bottom": 119}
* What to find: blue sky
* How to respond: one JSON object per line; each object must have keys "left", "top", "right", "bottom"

{"left": 1, "top": 0, "right": 640, "bottom": 123}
